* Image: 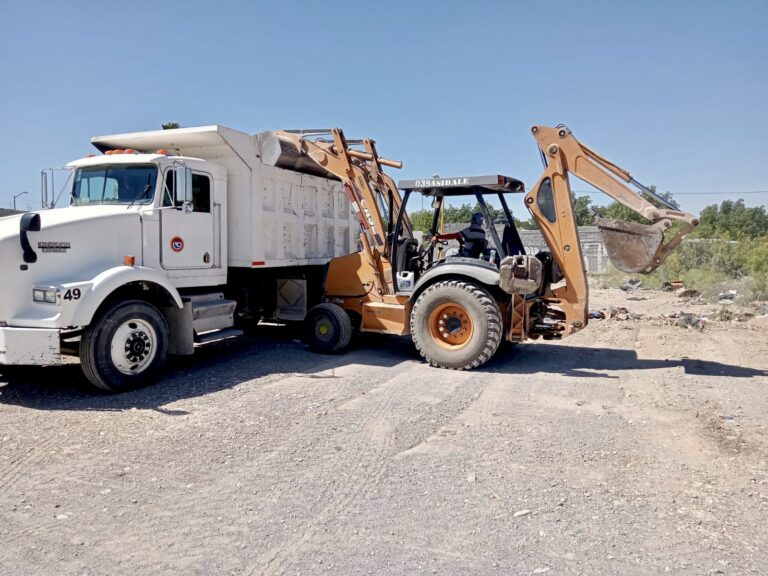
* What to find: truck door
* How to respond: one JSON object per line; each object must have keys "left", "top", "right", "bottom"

{"left": 161, "top": 169, "right": 215, "bottom": 270}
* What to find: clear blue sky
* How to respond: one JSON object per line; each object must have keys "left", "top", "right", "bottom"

{"left": 1, "top": 0, "right": 766, "bottom": 218}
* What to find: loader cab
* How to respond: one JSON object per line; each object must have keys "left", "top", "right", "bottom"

{"left": 391, "top": 175, "right": 527, "bottom": 292}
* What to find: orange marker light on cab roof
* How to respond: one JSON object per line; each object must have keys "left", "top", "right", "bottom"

{"left": 156, "top": 149, "right": 168, "bottom": 155}
{"left": 123, "top": 255, "right": 136, "bottom": 266}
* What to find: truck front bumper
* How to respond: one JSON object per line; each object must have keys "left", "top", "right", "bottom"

{"left": 0, "top": 327, "right": 61, "bottom": 366}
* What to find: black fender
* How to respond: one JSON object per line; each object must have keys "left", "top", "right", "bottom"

{"left": 410, "top": 258, "right": 501, "bottom": 302}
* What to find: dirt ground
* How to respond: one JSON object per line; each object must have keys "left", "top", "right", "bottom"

{"left": 0, "top": 288, "right": 766, "bottom": 576}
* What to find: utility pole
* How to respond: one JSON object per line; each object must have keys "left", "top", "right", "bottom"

{"left": 13, "top": 191, "right": 27, "bottom": 211}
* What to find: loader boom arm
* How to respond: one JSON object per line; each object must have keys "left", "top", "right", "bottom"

{"left": 272, "top": 128, "right": 411, "bottom": 297}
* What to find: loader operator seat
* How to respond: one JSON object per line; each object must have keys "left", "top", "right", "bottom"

{"left": 458, "top": 213, "right": 488, "bottom": 259}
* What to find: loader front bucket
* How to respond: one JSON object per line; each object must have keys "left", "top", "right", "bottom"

{"left": 596, "top": 217, "right": 665, "bottom": 274}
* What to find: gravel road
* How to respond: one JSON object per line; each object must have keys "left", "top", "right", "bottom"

{"left": 1, "top": 289, "right": 767, "bottom": 576}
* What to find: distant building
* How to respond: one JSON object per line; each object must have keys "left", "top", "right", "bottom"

{"left": 0, "top": 208, "right": 22, "bottom": 218}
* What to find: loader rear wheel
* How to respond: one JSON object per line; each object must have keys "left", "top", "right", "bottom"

{"left": 79, "top": 300, "right": 169, "bottom": 393}
{"left": 306, "top": 303, "right": 352, "bottom": 354}
{"left": 411, "top": 280, "right": 502, "bottom": 370}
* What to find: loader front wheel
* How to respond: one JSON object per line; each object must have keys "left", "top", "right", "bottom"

{"left": 411, "top": 280, "right": 502, "bottom": 370}
{"left": 305, "top": 303, "right": 352, "bottom": 354}
{"left": 79, "top": 300, "right": 169, "bottom": 393}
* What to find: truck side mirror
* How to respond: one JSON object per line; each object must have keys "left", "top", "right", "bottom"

{"left": 174, "top": 166, "right": 192, "bottom": 209}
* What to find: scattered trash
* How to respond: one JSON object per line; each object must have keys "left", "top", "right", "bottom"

{"left": 662, "top": 280, "right": 686, "bottom": 292}
{"left": 676, "top": 287, "right": 701, "bottom": 299}
{"left": 718, "top": 289, "right": 737, "bottom": 304}
{"left": 588, "top": 310, "right": 606, "bottom": 320}
{"left": 513, "top": 509, "right": 531, "bottom": 518}
{"left": 676, "top": 312, "right": 706, "bottom": 331}
{"left": 620, "top": 279, "right": 643, "bottom": 292}
{"left": 626, "top": 295, "right": 649, "bottom": 301}
{"left": 608, "top": 306, "right": 636, "bottom": 320}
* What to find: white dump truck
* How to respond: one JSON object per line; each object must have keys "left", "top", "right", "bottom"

{"left": 0, "top": 126, "right": 360, "bottom": 391}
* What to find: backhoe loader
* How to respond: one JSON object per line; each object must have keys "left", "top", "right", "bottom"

{"left": 266, "top": 125, "right": 699, "bottom": 370}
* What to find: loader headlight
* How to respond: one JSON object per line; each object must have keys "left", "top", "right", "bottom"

{"left": 33, "top": 286, "right": 59, "bottom": 304}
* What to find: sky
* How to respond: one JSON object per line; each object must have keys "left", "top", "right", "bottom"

{"left": 0, "top": 0, "right": 766, "bottom": 218}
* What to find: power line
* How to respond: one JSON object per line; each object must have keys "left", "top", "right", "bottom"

{"left": 572, "top": 190, "right": 767, "bottom": 196}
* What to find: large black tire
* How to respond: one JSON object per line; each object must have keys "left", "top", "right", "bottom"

{"left": 410, "top": 280, "right": 502, "bottom": 370}
{"left": 79, "top": 300, "right": 169, "bottom": 393}
{"left": 305, "top": 303, "right": 352, "bottom": 354}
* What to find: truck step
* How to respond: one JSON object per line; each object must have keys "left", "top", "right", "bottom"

{"left": 195, "top": 328, "right": 243, "bottom": 345}
{"left": 188, "top": 293, "right": 237, "bottom": 333}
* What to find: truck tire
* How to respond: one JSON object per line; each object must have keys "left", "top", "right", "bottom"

{"left": 79, "top": 300, "right": 169, "bottom": 393}
{"left": 411, "top": 280, "right": 502, "bottom": 370}
{"left": 305, "top": 303, "right": 352, "bottom": 354}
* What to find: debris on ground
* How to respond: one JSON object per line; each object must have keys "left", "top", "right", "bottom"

{"left": 608, "top": 306, "right": 637, "bottom": 320}
{"left": 673, "top": 312, "right": 706, "bottom": 330}
{"left": 588, "top": 310, "right": 606, "bottom": 320}
{"left": 620, "top": 279, "right": 643, "bottom": 292}
{"left": 718, "top": 289, "right": 737, "bottom": 304}
{"left": 662, "top": 280, "right": 685, "bottom": 292}
{"left": 626, "top": 295, "right": 650, "bottom": 301}
{"left": 677, "top": 287, "right": 702, "bottom": 300}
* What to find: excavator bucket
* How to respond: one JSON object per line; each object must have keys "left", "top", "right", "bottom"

{"left": 595, "top": 217, "right": 665, "bottom": 274}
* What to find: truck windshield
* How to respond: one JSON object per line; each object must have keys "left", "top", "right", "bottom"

{"left": 71, "top": 165, "right": 158, "bottom": 206}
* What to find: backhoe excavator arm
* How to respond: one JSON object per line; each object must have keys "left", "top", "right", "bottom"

{"left": 525, "top": 124, "right": 699, "bottom": 335}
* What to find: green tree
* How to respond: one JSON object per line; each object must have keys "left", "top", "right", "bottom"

{"left": 571, "top": 193, "right": 595, "bottom": 226}
{"left": 409, "top": 209, "right": 434, "bottom": 232}
{"left": 695, "top": 199, "right": 768, "bottom": 240}
{"left": 162, "top": 122, "right": 180, "bottom": 130}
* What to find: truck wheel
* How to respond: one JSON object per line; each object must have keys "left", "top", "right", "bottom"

{"left": 411, "top": 280, "right": 502, "bottom": 370}
{"left": 79, "top": 300, "right": 169, "bottom": 392}
{"left": 305, "top": 303, "right": 352, "bottom": 354}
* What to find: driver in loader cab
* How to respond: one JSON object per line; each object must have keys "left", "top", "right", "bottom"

{"left": 431, "top": 212, "right": 488, "bottom": 258}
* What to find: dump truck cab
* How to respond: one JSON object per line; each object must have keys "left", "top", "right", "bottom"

{"left": 67, "top": 152, "right": 228, "bottom": 284}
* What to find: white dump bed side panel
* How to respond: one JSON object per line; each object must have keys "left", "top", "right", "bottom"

{"left": 245, "top": 165, "right": 358, "bottom": 267}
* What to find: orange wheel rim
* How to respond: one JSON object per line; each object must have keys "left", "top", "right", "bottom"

{"left": 428, "top": 303, "right": 473, "bottom": 350}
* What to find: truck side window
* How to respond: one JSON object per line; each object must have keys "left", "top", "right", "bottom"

{"left": 162, "top": 170, "right": 177, "bottom": 207}
{"left": 191, "top": 173, "right": 211, "bottom": 213}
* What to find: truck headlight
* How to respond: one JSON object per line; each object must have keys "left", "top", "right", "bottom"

{"left": 33, "top": 286, "right": 59, "bottom": 304}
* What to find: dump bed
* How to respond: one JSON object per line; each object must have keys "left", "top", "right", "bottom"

{"left": 91, "top": 125, "right": 359, "bottom": 269}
